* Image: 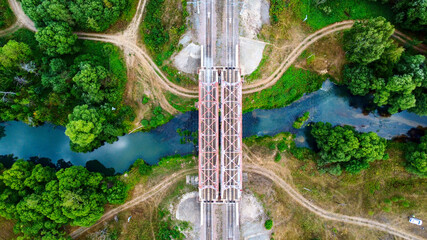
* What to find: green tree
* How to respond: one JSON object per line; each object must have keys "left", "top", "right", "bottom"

{"left": 386, "top": 74, "right": 416, "bottom": 94}
{"left": 72, "top": 63, "right": 108, "bottom": 104}
{"left": 102, "top": 179, "right": 128, "bottom": 204}
{"left": 311, "top": 122, "right": 360, "bottom": 166}
{"left": 409, "top": 91, "right": 427, "bottom": 116}
{"left": 311, "top": 122, "right": 387, "bottom": 174}
{"left": 394, "top": 0, "right": 427, "bottom": 31}
{"left": 343, "top": 64, "right": 374, "bottom": 96}
{"left": 264, "top": 219, "right": 273, "bottom": 230}
{"left": 65, "top": 105, "right": 104, "bottom": 150}
{"left": 388, "top": 93, "right": 416, "bottom": 114}
{"left": 343, "top": 17, "right": 394, "bottom": 65}
{"left": 0, "top": 40, "right": 32, "bottom": 69}
{"left": 56, "top": 166, "right": 105, "bottom": 226}
{"left": 69, "top": 0, "right": 126, "bottom": 31}
{"left": 35, "top": 22, "right": 77, "bottom": 56}
{"left": 38, "top": 0, "right": 73, "bottom": 25}
{"left": 2, "top": 160, "right": 33, "bottom": 191}
{"left": 405, "top": 135, "right": 427, "bottom": 176}
{"left": 41, "top": 58, "right": 71, "bottom": 93}
{"left": 396, "top": 54, "right": 426, "bottom": 88}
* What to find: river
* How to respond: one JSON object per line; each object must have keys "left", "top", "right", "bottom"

{"left": 1, "top": 81, "right": 426, "bottom": 172}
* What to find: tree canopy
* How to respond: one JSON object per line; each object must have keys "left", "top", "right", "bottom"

{"left": 311, "top": 122, "right": 387, "bottom": 174}
{"left": 0, "top": 40, "right": 32, "bottom": 69}
{"left": 0, "top": 160, "right": 127, "bottom": 239}
{"left": 65, "top": 105, "right": 104, "bottom": 151}
{"left": 343, "top": 17, "right": 394, "bottom": 65}
{"left": 21, "top": 0, "right": 126, "bottom": 31}
{"left": 394, "top": 0, "right": 427, "bottom": 31}
{"left": 343, "top": 17, "right": 427, "bottom": 116}
{"left": 35, "top": 22, "right": 77, "bottom": 56}
{"left": 405, "top": 134, "right": 427, "bottom": 176}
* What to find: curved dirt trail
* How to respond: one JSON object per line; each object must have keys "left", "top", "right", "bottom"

{"left": 123, "top": 0, "right": 148, "bottom": 40}
{"left": 245, "top": 164, "right": 424, "bottom": 240}
{"left": 5, "top": 2, "right": 427, "bottom": 98}
{"left": 242, "top": 21, "right": 354, "bottom": 94}
{"left": 69, "top": 168, "right": 197, "bottom": 239}
{"left": 8, "top": 0, "right": 35, "bottom": 31}
{"left": 393, "top": 30, "right": 427, "bottom": 54}
{"left": 0, "top": 21, "right": 21, "bottom": 36}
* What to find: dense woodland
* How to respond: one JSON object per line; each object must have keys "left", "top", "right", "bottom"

{"left": 342, "top": 17, "right": 427, "bottom": 116}
{"left": 0, "top": 0, "right": 135, "bottom": 152}
{"left": 301, "top": 122, "right": 426, "bottom": 177}
{"left": 0, "top": 158, "right": 128, "bottom": 239}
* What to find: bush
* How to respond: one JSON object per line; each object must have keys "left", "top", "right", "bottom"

{"left": 274, "top": 153, "right": 282, "bottom": 162}
{"left": 277, "top": 141, "right": 288, "bottom": 152}
{"left": 293, "top": 111, "right": 310, "bottom": 129}
{"left": 264, "top": 219, "right": 273, "bottom": 230}
{"left": 136, "top": 159, "right": 152, "bottom": 176}
{"left": 142, "top": 95, "right": 149, "bottom": 104}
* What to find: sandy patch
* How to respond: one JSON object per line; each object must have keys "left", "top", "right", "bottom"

{"left": 240, "top": 191, "right": 271, "bottom": 240}
{"left": 173, "top": 42, "right": 201, "bottom": 74}
{"left": 240, "top": 37, "right": 266, "bottom": 75}
{"left": 175, "top": 191, "right": 200, "bottom": 240}
{"left": 240, "top": 0, "right": 270, "bottom": 39}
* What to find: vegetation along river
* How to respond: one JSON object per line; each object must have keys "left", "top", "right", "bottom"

{"left": 1, "top": 81, "right": 426, "bottom": 172}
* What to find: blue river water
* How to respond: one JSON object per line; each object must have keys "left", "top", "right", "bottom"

{"left": 1, "top": 81, "right": 426, "bottom": 172}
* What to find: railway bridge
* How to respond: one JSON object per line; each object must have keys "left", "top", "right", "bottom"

{"left": 198, "top": 0, "right": 242, "bottom": 238}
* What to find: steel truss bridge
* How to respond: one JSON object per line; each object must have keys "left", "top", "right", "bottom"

{"left": 198, "top": 0, "right": 242, "bottom": 238}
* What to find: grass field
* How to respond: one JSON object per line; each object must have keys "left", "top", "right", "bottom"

{"left": 245, "top": 135, "right": 427, "bottom": 238}
{"left": 292, "top": 0, "right": 393, "bottom": 30}
{"left": 0, "top": 0, "right": 15, "bottom": 30}
{"left": 166, "top": 92, "right": 197, "bottom": 113}
{"left": 248, "top": 174, "right": 394, "bottom": 239}
{"left": 243, "top": 66, "right": 327, "bottom": 112}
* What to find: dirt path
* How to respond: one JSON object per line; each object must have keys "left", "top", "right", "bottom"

{"left": 244, "top": 164, "right": 424, "bottom": 240}
{"left": 242, "top": 21, "right": 354, "bottom": 94}
{"left": 69, "top": 168, "right": 197, "bottom": 239}
{"left": 393, "top": 30, "right": 427, "bottom": 54}
{"left": 5, "top": 2, "right": 427, "bottom": 99}
{"left": 7, "top": 0, "right": 35, "bottom": 31}
{"left": 0, "top": 21, "right": 21, "bottom": 36}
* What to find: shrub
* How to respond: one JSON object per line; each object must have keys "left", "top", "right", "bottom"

{"left": 274, "top": 153, "right": 282, "bottom": 162}
{"left": 264, "top": 219, "right": 273, "bottom": 230}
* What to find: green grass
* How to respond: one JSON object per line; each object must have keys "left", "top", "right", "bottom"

{"left": 120, "top": 0, "right": 139, "bottom": 23}
{"left": 243, "top": 66, "right": 327, "bottom": 112}
{"left": 293, "top": 111, "right": 310, "bottom": 129}
{"left": 166, "top": 92, "right": 197, "bottom": 113}
{"left": 140, "top": 106, "right": 173, "bottom": 131}
{"left": 0, "top": 0, "right": 15, "bottom": 30}
{"left": 141, "top": 0, "right": 188, "bottom": 65}
{"left": 292, "top": 0, "right": 393, "bottom": 30}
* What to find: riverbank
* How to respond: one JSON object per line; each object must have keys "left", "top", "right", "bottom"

{"left": 1, "top": 81, "right": 427, "bottom": 173}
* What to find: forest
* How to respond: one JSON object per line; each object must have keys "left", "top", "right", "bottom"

{"left": 309, "top": 122, "right": 427, "bottom": 177}
{"left": 0, "top": 157, "right": 128, "bottom": 239}
{"left": 342, "top": 17, "right": 426, "bottom": 116}
{"left": 0, "top": 0, "right": 135, "bottom": 152}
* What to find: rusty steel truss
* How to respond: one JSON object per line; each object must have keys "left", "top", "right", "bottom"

{"left": 198, "top": 68, "right": 220, "bottom": 202}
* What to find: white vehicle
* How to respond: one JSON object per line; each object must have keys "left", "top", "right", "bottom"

{"left": 409, "top": 217, "right": 423, "bottom": 226}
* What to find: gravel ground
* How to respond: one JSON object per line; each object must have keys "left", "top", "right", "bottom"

{"left": 172, "top": 0, "right": 270, "bottom": 75}
{"left": 240, "top": 191, "right": 271, "bottom": 240}
{"left": 175, "top": 191, "right": 201, "bottom": 240}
